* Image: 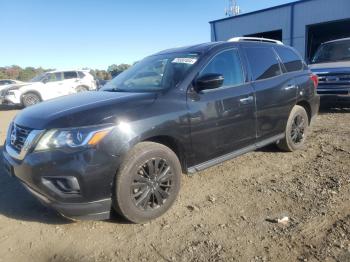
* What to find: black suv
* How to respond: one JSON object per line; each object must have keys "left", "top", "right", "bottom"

{"left": 3, "top": 39, "right": 319, "bottom": 223}
{"left": 309, "top": 38, "right": 350, "bottom": 106}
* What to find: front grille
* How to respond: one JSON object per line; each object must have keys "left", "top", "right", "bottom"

{"left": 318, "top": 74, "right": 350, "bottom": 86}
{"left": 9, "top": 124, "right": 33, "bottom": 153}
{"left": 317, "top": 90, "right": 349, "bottom": 95}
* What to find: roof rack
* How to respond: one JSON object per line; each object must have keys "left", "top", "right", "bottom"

{"left": 228, "top": 37, "right": 284, "bottom": 45}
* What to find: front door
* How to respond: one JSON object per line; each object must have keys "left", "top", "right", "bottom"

{"left": 188, "top": 48, "right": 256, "bottom": 165}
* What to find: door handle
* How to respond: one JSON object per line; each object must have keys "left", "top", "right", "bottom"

{"left": 239, "top": 96, "right": 253, "bottom": 104}
{"left": 284, "top": 84, "right": 296, "bottom": 91}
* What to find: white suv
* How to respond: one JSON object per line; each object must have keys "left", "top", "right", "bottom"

{"left": 0, "top": 70, "right": 96, "bottom": 107}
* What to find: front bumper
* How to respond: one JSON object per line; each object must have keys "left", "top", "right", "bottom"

{"left": 0, "top": 93, "right": 22, "bottom": 105}
{"left": 317, "top": 86, "right": 350, "bottom": 105}
{"left": 2, "top": 143, "right": 120, "bottom": 220}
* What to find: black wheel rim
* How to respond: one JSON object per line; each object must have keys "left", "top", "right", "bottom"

{"left": 290, "top": 114, "right": 306, "bottom": 144}
{"left": 24, "top": 95, "right": 39, "bottom": 105}
{"left": 131, "top": 158, "right": 173, "bottom": 211}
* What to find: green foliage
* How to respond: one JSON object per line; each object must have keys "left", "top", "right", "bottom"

{"left": 107, "top": 63, "right": 131, "bottom": 77}
{"left": 0, "top": 66, "right": 51, "bottom": 81}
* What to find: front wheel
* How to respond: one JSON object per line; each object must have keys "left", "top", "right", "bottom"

{"left": 113, "top": 142, "right": 181, "bottom": 223}
{"left": 277, "top": 105, "right": 309, "bottom": 152}
{"left": 22, "top": 92, "right": 41, "bottom": 107}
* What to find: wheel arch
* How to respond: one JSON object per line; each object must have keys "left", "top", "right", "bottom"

{"left": 21, "top": 90, "right": 43, "bottom": 103}
{"left": 142, "top": 135, "right": 188, "bottom": 174}
{"left": 296, "top": 100, "right": 312, "bottom": 125}
{"left": 76, "top": 85, "right": 90, "bottom": 91}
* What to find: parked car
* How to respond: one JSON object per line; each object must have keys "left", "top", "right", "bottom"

{"left": 0, "top": 70, "right": 97, "bottom": 107}
{"left": 0, "top": 79, "right": 25, "bottom": 88}
{"left": 309, "top": 37, "right": 350, "bottom": 106}
{"left": 0, "top": 80, "right": 26, "bottom": 103}
{"left": 3, "top": 38, "right": 319, "bottom": 223}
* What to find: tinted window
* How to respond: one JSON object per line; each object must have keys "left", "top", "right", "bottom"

{"left": 245, "top": 47, "right": 282, "bottom": 80}
{"left": 199, "top": 49, "right": 244, "bottom": 87}
{"left": 78, "top": 71, "right": 85, "bottom": 78}
{"left": 47, "top": 72, "right": 63, "bottom": 82}
{"left": 64, "top": 71, "right": 78, "bottom": 79}
{"left": 275, "top": 46, "right": 303, "bottom": 72}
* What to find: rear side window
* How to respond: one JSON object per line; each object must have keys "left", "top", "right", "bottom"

{"left": 64, "top": 71, "right": 78, "bottom": 79}
{"left": 275, "top": 46, "right": 303, "bottom": 72}
{"left": 199, "top": 49, "right": 244, "bottom": 88}
{"left": 78, "top": 71, "right": 86, "bottom": 78}
{"left": 245, "top": 47, "right": 282, "bottom": 81}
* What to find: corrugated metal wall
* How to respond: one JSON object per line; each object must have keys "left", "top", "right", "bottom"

{"left": 210, "top": 0, "right": 350, "bottom": 58}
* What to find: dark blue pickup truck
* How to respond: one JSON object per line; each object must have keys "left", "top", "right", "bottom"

{"left": 309, "top": 38, "right": 350, "bottom": 106}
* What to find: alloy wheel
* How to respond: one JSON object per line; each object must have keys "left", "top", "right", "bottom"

{"left": 290, "top": 114, "right": 306, "bottom": 144}
{"left": 131, "top": 158, "right": 173, "bottom": 211}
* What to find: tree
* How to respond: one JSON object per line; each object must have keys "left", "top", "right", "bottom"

{"left": 107, "top": 64, "right": 131, "bottom": 78}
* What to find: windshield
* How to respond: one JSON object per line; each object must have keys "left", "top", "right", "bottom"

{"left": 312, "top": 39, "right": 350, "bottom": 63}
{"left": 101, "top": 52, "right": 199, "bottom": 92}
{"left": 30, "top": 73, "right": 46, "bottom": 82}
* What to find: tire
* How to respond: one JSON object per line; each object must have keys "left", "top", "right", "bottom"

{"left": 22, "top": 92, "right": 41, "bottom": 107}
{"left": 75, "top": 85, "right": 89, "bottom": 92}
{"left": 277, "top": 105, "right": 309, "bottom": 152}
{"left": 113, "top": 142, "right": 181, "bottom": 223}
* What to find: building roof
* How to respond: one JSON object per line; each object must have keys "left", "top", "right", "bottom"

{"left": 209, "top": 0, "right": 315, "bottom": 24}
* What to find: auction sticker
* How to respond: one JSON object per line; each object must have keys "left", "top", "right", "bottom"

{"left": 172, "top": 58, "right": 197, "bottom": 64}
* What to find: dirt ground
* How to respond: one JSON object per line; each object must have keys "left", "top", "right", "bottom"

{"left": 0, "top": 105, "right": 349, "bottom": 262}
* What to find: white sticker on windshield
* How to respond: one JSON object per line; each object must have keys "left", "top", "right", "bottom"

{"left": 172, "top": 58, "right": 197, "bottom": 64}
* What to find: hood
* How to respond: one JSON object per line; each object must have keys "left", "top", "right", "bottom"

{"left": 15, "top": 91, "right": 157, "bottom": 129}
{"left": 0, "top": 82, "right": 29, "bottom": 92}
{"left": 309, "top": 61, "right": 350, "bottom": 74}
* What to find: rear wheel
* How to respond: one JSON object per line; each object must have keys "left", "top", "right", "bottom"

{"left": 277, "top": 105, "right": 309, "bottom": 152}
{"left": 75, "top": 85, "right": 89, "bottom": 92}
{"left": 113, "top": 142, "right": 181, "bottom": 223}
{"left": 22, "top": 92, "right": 41, "bottom": 107}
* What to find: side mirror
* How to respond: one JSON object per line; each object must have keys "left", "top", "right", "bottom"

{"left": 42, "top": 78, "right": 48, "bottom": 84}
{"left": 195, "top": 73, "right": 224, "bottom": 91}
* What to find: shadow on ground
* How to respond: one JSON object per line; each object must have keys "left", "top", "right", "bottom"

{"left": 0, "top": 105, "right": 22, "bottom": 111}
{"left": 319, "top": 105, "right": 350, "bottom": 114}
{"left": 0, "top": 145, "right": 71, "bottom": 224}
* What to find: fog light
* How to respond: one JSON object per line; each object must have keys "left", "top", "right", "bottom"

{"left": 42, "top": 177, "right": 81, "bottom": 195}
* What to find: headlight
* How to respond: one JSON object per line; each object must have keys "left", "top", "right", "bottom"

{"left": 35, "top": 125, "right": 113, "bottom": 151}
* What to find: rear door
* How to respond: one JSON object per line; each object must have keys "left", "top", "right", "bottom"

{"left": 62, "top": 71, "right": 80, "bottom": 94}
{"left": 243, "top": 45, "right": 297, "bottom": 141}
{"left": 188, "top": 48, "right": 256, "bottom": 164}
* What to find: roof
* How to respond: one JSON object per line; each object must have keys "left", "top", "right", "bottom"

{"left": 0, "top": 79, "right": 22, "bottom": 82}
{"left": 48, "top": 69, "right": 89, "bottom": 73}
{"left": 154, "top": 42, "right": 225, "bottom": 55}
{"left": 209, "top": 0, "right": 315, "bottom": 24}
{"left": 154, "top": 40, "right": 285, "bottom": 56}
{"left": 323, "top": 37, "right": 350, "bottom": 44}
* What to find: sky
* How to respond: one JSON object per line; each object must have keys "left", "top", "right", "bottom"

{"left": 0, "top": 0, "right": 294, "bottom": 70}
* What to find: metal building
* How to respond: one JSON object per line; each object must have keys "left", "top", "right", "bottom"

{"left": 210, "top": 0, "right": 350, "bottom": 62}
